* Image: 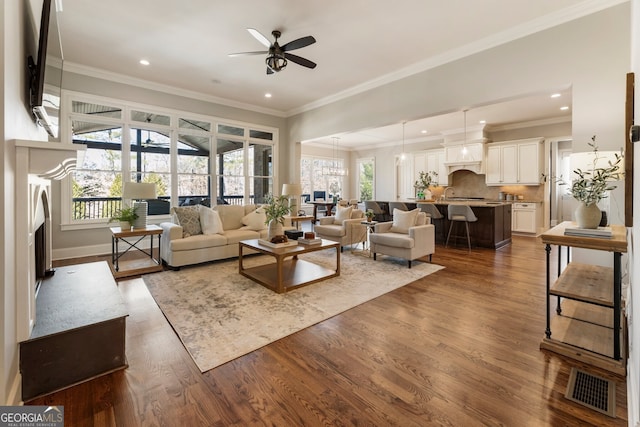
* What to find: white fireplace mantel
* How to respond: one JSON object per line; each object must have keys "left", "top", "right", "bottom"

{"left": 14, "top": 140, "right": 86, "bottom": 180}
{"left": 13, "top": 139, "right": 86, "bottom": 341}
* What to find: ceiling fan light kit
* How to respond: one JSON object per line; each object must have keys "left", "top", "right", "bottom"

{"left": 229, "top": 28, "right": 316, "bottom": 75}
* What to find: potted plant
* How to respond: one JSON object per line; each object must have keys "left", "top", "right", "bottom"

{"left": 566, "top": 136, "right": 622, "bottom": 229}
{"left": 365, "top": 209, "right": 375, "bottom": 222}
{"left": 263, "top": 194, "right": 292, "bottom": 239}
{"left": 109, "top": 206, "right": 139, "bottom": 230}
{"left": 414, "top": 170, "right": 438, "bottom": 200}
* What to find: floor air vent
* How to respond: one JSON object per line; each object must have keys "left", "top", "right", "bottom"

{"left": 565, "top": 368, "right": 615, "bottom": 417}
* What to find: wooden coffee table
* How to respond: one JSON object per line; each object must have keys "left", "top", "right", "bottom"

{"left": 238, "top": 239, "right": 340, "bottom": 293}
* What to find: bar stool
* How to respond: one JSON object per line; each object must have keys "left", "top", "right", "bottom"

{"left": 445, "top": 205, "right": 478, "bottom": 251}
{"left": 418, "top": 203, "right": 444, "bottom": 243}
{"left": 388, "top": 202, "right": 409, "bottom": 218}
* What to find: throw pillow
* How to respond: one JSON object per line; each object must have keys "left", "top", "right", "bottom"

{"left": 199, "top": 205, "right": 224, "bottom": 235}
{"left": 173, "top": 205, "right": 202, "bottom": 238}
{"left": 334, "top": 205, "right": 353, "bottom": 225}
{"left": 390, "top": 208, "right": 419, "bottom": 234}
{"left": 242, "top": 207, "right": 267, "bottom": 230}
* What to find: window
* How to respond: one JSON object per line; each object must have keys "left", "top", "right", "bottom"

{"left": 300, "top": 156, "right": 345, "bottom": 201}
{"left": 357, "top": 158, "right": 375, "bottom": 201}
{"left": 63, "top": 95, "right": 277, "bottom": 227}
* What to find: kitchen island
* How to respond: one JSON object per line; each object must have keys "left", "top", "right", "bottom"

{"left": 391, "top": 199, "right": 512, "bottom": 249}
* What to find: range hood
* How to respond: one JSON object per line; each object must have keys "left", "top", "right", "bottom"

{"left": 441, "top": 125, "right": 489, "bottom": 175}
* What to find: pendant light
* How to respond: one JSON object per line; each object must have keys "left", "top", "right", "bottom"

{"left": 322, "top": 137, "right": 347, "bottom": 176}
{"left": 462, "top": 110, "right": 469, "bottom": 158}
{"left": 399, "top": 121, "right": 407, "bottom": 163}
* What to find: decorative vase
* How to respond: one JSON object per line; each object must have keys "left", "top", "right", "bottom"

{"left": 575, "top": 202, "right": 602, "bottom": 229}
{"left": 267, "top": 219, "right": 284, "bottom": 240}
{"left": 423, "top": 189, "right": 433, "bottom": 200}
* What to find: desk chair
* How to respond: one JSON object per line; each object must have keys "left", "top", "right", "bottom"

{"left": 445, "top": 204, "right": 478, "bottom": 251}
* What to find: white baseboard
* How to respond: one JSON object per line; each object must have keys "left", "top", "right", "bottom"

{"left": 6, "top": 371, "right": 22, "bottom": 405}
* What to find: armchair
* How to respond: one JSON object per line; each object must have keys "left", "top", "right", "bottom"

{"left": 369, "top": 209, "right": 435, "bottom": 268}
{"left": 313, "top": 206, "right": 367, "bottom": 252}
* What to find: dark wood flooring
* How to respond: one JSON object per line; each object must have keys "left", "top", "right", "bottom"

{"left": 29, "top": 236, "right": 628, "bottom": 426}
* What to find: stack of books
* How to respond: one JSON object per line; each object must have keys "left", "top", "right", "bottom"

{"left": 564, "top": 226, "right": 613, "bottom": 239}
{"left": 298, "top": 238, "right": 322, "bottom": 245}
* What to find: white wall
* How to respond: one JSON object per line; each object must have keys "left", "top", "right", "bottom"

{"left": 2, "top": 0, "right": 49, "bottom": 405}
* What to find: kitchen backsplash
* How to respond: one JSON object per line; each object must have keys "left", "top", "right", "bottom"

{"left": 430, "top": 170, "right": 545, "bottom": 201}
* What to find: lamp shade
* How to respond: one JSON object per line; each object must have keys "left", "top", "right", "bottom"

{"left": 281, "top": 183, "right": 302, "bottom": 196}
{"left": 123, "top": 182, "right": 156, "bottom": 200}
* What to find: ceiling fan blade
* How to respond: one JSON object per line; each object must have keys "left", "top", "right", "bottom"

{"left": 284, "top": 53, "right": 317, "bottom": 69}
{"left": 228, "top": 51, "right": 268, "bottom": 57}
{"left": 281, "top": 35, "right": 316, "bottom": 52}
{"left": 247, "top": 28, "right": 271, "bottom": 48}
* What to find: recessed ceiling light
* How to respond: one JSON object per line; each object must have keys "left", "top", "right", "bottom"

{"left": 139, "top": 59, "right": 150, "bottom": 66}
{"left": 551, "top": 93, "right": 561, "bottom": 98}
{"left": 264, "top": 93, "right": 272, "bottom": 98}
{"left": 479, "top": 120, "right": 486, "bottom": 124}
{"left": 560, "top": 106, "right": 570, "bottom": 110}
{"left": 421, "top": 130, "right": 427, "bottom": 134}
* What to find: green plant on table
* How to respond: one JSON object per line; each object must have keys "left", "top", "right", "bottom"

{"left": 263, "top": 194, "right": 291, "bottom": 225}
{"left": 109, "top": 206, "right": 139, "bottom": 225}
{"left": 567, "top": 136, "right": 622, "bottom": 206}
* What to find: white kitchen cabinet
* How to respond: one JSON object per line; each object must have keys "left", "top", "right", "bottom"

{"left": 425, "top": 149, "right": 449, "bottom": 187}
{"left": 512, "top": 202, "right": 541, "bottom": 233}
{"left": 485, "top": 138, "right": 543, "bottom": 186}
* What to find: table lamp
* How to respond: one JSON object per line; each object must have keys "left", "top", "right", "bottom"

{"left": 123, "top": 182, "right": 156, "bottom": 229}
{"left": 282, "top": 183, "right": 302, "bottom": 215}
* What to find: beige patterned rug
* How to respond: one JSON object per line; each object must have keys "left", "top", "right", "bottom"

{"left": 143, "top": 249, "right": 443, "bottom": 372}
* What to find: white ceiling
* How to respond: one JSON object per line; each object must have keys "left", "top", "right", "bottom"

{"left": 56, "top": 0, "right": 619, "bottom": 146}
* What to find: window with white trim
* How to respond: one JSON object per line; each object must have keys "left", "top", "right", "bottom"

{"left": 62, "top": 94, "right": 278, "bottom": 227}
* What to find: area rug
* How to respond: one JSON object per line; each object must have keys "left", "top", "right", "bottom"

{"left": 143, "top": 250, "right": 443, "bottom": 372}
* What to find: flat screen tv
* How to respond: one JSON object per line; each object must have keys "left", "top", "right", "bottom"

{"left": 27, "top": 0, "right": 63, "bottom": 139}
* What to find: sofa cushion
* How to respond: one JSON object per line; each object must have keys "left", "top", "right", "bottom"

{"left": 170, "top": 233, "right": 228, "bottom": 251}
{"left": 224, "top": 229, "right": 261, "bottom": 245}
{"left": 172, "top": 206, "right": 202, "bottom": 237}
{"left": 199, "top": 205, "right": 224, "bottom": 235}
{"left": 214, "top": 204, "right": 246, "bottom": 230}
{"left": 370, "top": 232, "right": 415, "bottom": 249}
{"left": 390, "top": 208, "right": 419, "bottom": 234}
{"left": 242, "top": 207, "right": 267, "bottom": 230}
{"left": 334, "top": 206, "right": 353, "bottom": 225}
{"left": 351, "top": 209, "right": 364, "bottom": 219}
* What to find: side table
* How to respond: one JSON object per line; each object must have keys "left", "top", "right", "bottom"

{"left": 110, "top": 224, "right": 163, "bottom": 279}
{"left": 361, "top": 220, "right": 378, "bottom": 256}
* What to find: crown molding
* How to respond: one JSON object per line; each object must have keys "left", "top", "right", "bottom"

{"left": 63, "top": 62, "right": 288, "bottom": 118}
{"left": 287, "top": 0, "right": 628, "bottom": 117}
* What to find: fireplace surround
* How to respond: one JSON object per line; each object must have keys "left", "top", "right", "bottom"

{"left": 14, "top": 139, "right": 86, "bottom": 341}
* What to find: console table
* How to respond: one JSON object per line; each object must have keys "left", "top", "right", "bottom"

{"left": 540, "top": 221, "right": 627, "bottom": 375}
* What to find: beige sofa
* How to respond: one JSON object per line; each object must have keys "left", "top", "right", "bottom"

{"left": 159, "top": 204, "right": 293, "bottom": 268}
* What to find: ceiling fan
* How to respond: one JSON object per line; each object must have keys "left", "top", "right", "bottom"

{"left": 229, "top": 28, "right": 317, "bottom": 74}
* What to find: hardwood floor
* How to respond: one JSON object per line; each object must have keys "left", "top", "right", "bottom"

{"left": 30, "top": 236, "right": 627, "bottom": 426}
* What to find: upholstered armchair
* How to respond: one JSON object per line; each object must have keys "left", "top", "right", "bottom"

{"left": 314, "top": 206, "right": 367, "bottom": 252}
{"left": 369, "top": 208, "right": 435, "bottom": 268}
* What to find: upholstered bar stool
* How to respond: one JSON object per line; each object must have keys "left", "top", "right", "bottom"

{"left": 418, "top": 202, "right": 444, "bottom": 243}
{"left": 388, "top": 202, "right": 408, "bottom": 218}
{"left": 445, "top": 204, "right": 478, "bottom": 251}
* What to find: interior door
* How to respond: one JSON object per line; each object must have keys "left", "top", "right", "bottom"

{"left": 558, "top": 148, "right": 573, "bottom": 222}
